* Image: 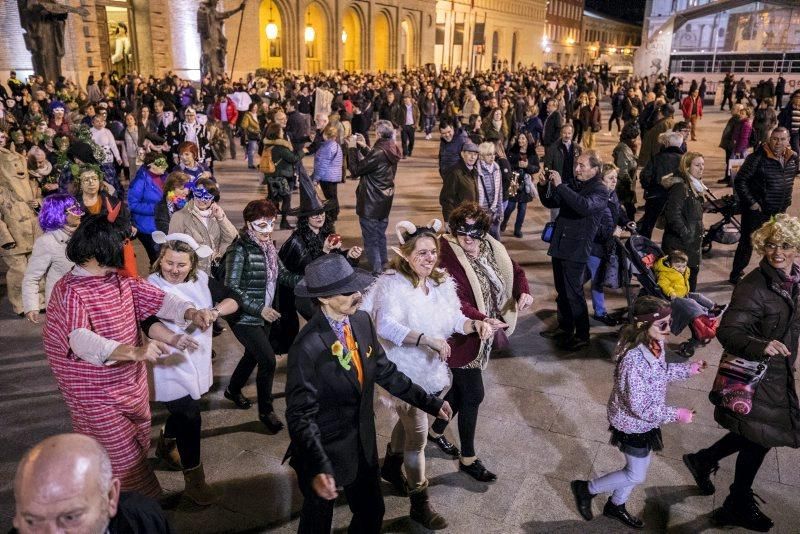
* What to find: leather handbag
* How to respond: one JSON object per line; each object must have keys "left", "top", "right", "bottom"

{"left": 708, "top": 353, "right": 768, "bottom": 415}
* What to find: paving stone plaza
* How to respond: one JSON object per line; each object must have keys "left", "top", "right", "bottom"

{"left": 2, "top": 101, "right": 799, "bottom": 533}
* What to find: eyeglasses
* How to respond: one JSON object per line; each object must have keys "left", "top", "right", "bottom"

{"left": 82, "top": 176, "right": 100, "bottom": 183}
{"left": 764, "top": 242, "right": 795, "bottom": 251}
{"left": 65, "top": 205, "right": 85, "bottom": 217}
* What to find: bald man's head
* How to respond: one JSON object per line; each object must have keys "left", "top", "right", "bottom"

{"left": 14, "top": 434, "right": 119, "bottom": 534}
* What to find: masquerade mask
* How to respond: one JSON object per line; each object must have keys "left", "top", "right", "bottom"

{"left": 249, "top": 218, "right": 274, "bottom": 234}
{"left": 191, "top": 186, "right": 215, "bottom": 203}
{"left": 454, "top": 221, "right": 487, "bottom": 239}
{"left": 151, "top": 156, "right": 168, "bottom": 169}
{"left": 66, "top": 204, "right": 85, "bottom": 217}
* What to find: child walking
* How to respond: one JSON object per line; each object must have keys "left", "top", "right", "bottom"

{"left": 571, "top": 296, "right": 706, "bottom": 529}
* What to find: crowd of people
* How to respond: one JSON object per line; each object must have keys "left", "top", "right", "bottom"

{"left": 2, "top": 64, "right": 799, "bottom": 534}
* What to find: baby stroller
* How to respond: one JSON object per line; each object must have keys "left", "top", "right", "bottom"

{"left": 620, "top": 234, "right": 721, "bottom": 357}
{"left": 702, "top": 190, "right": 742, "bottom": 254}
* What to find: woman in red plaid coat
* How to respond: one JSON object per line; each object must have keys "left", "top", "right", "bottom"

{"left": 43, "top": 214, "right": 215, "bottom": 497}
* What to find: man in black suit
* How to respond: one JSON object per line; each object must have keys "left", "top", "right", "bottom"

{"left": 285, "top": 254, "right": 452, "bottom": 534}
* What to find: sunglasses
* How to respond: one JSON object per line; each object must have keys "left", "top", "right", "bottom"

{"left": 455, "top": 229, "right": 485, "bottom": 239}
{"left": 653, "top": 318, "right": 672, "bottom": 331}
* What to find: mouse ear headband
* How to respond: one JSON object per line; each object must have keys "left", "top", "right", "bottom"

{"left": 394, "top": 219, "right": 443, "bottom": 245}
{"left": 151, "top": 231, "right": 213, "bottom": 258}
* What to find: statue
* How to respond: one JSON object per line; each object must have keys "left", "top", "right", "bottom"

{"left": 17, "top": 0, "right": 89, "bottom": 82}
{"left": 197, "top": 0, "right": 248, "bottom": 79}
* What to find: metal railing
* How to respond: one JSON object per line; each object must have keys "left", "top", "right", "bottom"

{"left": 670, "top": 58, "right": 800, "bottom": 74}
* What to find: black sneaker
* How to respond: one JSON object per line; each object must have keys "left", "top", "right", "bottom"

{"left": 603, "top": 499, "right": 644, "bottom": 529}
{"left": 557, "top": 337, "right": 590, "bottom": 352}
{"left": 459, "top": 459, "right": 497, "bottom": 482}
{"left": 427, "top": 433, "right": 460, "bottom": 457}
{"left": 593, "top": 313, "right": 618, "bottom": 326}
{"left": 570, "top": 480, "right": 595, "bottom": 520}
{"left": 713, "top": 492, "right": 774, "bottom": 532}
{"left": 683, "top": 453, "right": 718, "bottom": 495}
{"left": 259, "top": 411, "right": 285, "bottom": 434}
{"left": 224, "top": 387, "right": 252, "bottom": 409}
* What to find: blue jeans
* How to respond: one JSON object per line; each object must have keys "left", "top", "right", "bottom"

{"left": 586, "top": 255, "right": 607, "bottom": 316}
{"left": 423, "top": 116, "right": 436, "bottom": 135}
{"left": 502, "top": 200, "right": 527, "bottom": 233}
{"left": 359, "top": 217, "right": 389, "bottom": 274}
{"left": 246, "top": 140, "right": 258, "bottom": 167}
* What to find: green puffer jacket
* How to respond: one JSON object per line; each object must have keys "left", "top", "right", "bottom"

{"left": 224, "top": 232, "right": 301, "bottom": 326}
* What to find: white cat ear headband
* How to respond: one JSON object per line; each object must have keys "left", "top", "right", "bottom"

{"left": 394, "top": 219, "right": 443, "bottom": 245}
{"left": 151, "top": 231, "right": 213, "bottom": 258}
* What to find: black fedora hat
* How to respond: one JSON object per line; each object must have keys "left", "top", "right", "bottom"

{"left": 290, "top": 189, "right": 334, "bottom": 217}
{"left": 295, "top": 254, "right": 375, "bottom": 298}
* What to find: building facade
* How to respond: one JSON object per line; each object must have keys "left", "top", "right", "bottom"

{"left": 0, "top": 0, "right": 546, "bottom": 84}
{"left": 580, "top": 10, "right": 640, "bottom": 72}
{"left": 542, "top": 0, "right": 584, "bottom": 66}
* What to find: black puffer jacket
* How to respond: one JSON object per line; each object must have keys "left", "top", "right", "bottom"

{"left": 639, "top": 145, "right": 683, "bottom": 200}
{"left": 349, "top": 138, "right": 401, "bottom": 220}
{"left": 224, "top": 231, "right": 301, "bottom": 326}
{"left": 263, "top": 139, "right": 304, "bottom": 179}
{"left": 537, "top": 175, "right": 608, "bottom": 263}
{"left": 734, "top": 144, "right": 799, "bottom": 215}
{"left": 661, "top": 174, "right": 704, "bottom": 266}
{"left": 715, "top": 259, "right": 800, "bottom": 448}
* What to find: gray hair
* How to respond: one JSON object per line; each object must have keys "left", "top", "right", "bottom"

{"left": 478, "top": 142, "right": 496, "bottom": 156}
{"left": 581, "top": 149, "right": 603, "bottom": 170}
{"left": 660, "top": 131, "right": 684, "bottom": 147}
{"left": 375, "top": 120, "right": 396, "bottom": 140}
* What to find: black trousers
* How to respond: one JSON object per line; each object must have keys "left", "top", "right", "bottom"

{"left": 638, "top": 196, "right": 667, "bottom": 239}
{"left": 319, "top": 181, "right": 340, "bottom": 221}
{"left": 163, "top": 395, "right": 201, "bottom": 470}
{"left": 430, "top": 367, "right": 484, "bottom": 457}
{"left": 697, "top": 432, "right": 770, "bottom": 497}
{"left": 228, "top": 322, "right": 277, "bottom": 416}
{"left": 552, "top": 258, "right": 590, "bottom": 340}
{"left": 720, "top": 93, "right": 733, "bottom": 111}
{"left": 297, "top": 453, "right": 385, "bottom": 534}
{"left": 137, "top": 232, "right": 160, "bottom": 263}
{"left": 730, "top": 209, "right": 770, "bottom": 280}
{"left": 401, "top": 125, "right": 416, "bottom": 156}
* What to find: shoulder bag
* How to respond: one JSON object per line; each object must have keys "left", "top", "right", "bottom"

{"left": 708, "top": 354, "right": 768, "bottom": 415}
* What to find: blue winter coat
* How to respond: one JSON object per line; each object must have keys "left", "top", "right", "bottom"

{"left": 127, "top": 167, "right": 164, "bottom": 234}
{"left": 312, "top": 139, "right": 343, "bottom": 183}
{"left": 438, "top": 128, "right": 468, "bottom": 176}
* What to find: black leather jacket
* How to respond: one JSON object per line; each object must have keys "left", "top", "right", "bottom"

{"left": 348, "top": 139, "right": 401, "bottom": 220}
{"left": 278, "top": 228, "right": 358, "bottom": 275}
{"left": 224, "top": 231, "right": 301, "bottom": 326}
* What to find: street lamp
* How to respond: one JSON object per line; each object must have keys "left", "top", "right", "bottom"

{"left": 265, "top": 2, "right": 278, "bottom": 40}
{"left": 304, "top": 9, "right": 315, "bottom": 43}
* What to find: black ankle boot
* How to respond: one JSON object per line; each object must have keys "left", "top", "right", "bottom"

{"left": 259, "top": 411, "right": 284, "bottom": 434}
{"left": 409, "top": 482, "right": 447, "bottom": 530}
{"left": 603, "top": 499, "right": 644, "bottom": 529}
{"left": 713, "top": 491, "right": 774, "bottom": 532}
{"left": 683, "top": 453, "right": 719, "bottom": 495}
{"left": 380, "top": 444, "right": 407, "bottom": 495}
{"left": 570, "top": 480, "right": 595, "bottom": 520}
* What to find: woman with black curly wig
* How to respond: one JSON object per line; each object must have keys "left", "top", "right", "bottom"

{"left": 277, "top": 193, "right": 362, "bottom": 343}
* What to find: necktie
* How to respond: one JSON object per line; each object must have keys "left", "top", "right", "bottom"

{"left": 342, "top": 323, "right": 364, "bottom": 386}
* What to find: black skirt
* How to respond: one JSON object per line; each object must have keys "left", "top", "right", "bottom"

{"left": 609, "top": 426, "right": 663, "bottom": 458}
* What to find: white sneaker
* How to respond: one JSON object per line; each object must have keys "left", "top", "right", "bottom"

{"left": 425, "top": 134, "right": 431, "bottom": 140}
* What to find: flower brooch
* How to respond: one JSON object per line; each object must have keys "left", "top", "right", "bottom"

{"left": 331, "top": 340, "right": 373, "bottom": 371}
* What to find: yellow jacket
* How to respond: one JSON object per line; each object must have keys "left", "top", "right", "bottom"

{"left": 653, "top": 256, "right": 690, "bottom": 298}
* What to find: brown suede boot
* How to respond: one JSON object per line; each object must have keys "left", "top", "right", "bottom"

{"left": 155, "top": 428, "right": 182, "bottom": 471}
{"left": 409, "top": 481, "right": 448, "bottom": 530}
{"left": 183, "top": 463, "right": 220, "bottom": 506}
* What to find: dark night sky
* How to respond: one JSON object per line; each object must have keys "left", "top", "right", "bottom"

{"left": 584, "top": 0, "right": 646, "bottom": 25}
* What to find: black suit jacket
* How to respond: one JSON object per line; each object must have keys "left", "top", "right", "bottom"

{"left": 284, "top": 310, "right": 443, "bottom": 486}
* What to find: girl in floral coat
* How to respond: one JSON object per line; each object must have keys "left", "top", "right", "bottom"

{"left": 571, "top": 296, "right": 705, "bottom": 530}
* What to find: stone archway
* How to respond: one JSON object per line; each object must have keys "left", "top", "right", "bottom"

{"left": 374, "top": 10, "right": 392, "bottom": 72}
{"left": 400, "top": 17, "right": 416, "bottom": 69}
{"left": 259, "top": 0, "right": 285, "bottom": 69}
{"left": 304, "top": 1, "right": 332, "bottom": 72}
{"left": 342, "top": 5, "right": 364, "bottom": 71}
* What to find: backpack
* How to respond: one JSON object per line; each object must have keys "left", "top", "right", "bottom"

{"left": 259, "top": 146, "right": 276, "bottom": 174}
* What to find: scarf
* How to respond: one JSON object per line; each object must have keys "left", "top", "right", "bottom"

{"left": 688, "top": 175, "right": 705, "bottom": 194}
{"left": 247, "top": 230, "right": 279, "bottom": 310}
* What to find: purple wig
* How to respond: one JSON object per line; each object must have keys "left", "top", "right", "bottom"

{"left": 39, "top": 193, "right": 79, "bottom": 232}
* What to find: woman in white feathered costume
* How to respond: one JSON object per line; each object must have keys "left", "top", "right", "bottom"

{"left": 360, "top": 219, "right": 494, "bottom": 530}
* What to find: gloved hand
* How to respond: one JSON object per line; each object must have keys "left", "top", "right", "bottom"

{"left": 689, "top": 360, "right": 707, "bottom": 375}
{"left": 676, "top": 408, "right": 694, "bottom": 424}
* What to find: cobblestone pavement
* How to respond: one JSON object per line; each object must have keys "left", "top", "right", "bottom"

{"left": 1, "top": 106, "right": 799, "bottom": 533}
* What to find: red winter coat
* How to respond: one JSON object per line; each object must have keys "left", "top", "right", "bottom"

{"left": 681, "top": 95, "right": 703, "bottom": 120}
{"left": 437, "top": 236, "right": 529, "bottom": 368}
{"left": 213, "top": 98, "right": 239, "bottom": 124}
